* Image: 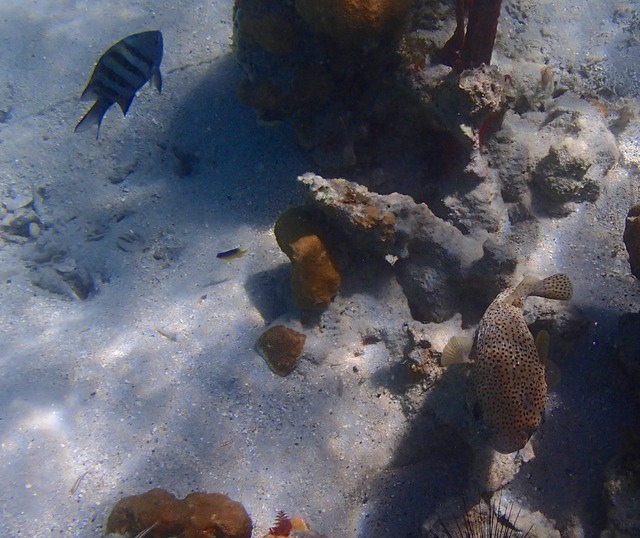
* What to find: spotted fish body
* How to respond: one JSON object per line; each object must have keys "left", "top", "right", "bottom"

{"left": 443, "top": 273, "right": 572, "bottom": 453}
{"left": 75, "top": 31, "right": 163, "bottom": 137}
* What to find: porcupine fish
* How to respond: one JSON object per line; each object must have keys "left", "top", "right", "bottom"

{"left": 441, "top": 273, "right": 573, "bottom": 453}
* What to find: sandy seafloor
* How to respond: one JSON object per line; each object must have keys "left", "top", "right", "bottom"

{"left": 1, "top": 1, "right": 640, "bottom": 537}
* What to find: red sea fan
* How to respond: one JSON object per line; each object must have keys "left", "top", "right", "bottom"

{"left": 269, "top": 510, "right": 293, "bottom": 536}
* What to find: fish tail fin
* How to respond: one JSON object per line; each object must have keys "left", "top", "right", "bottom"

{"left": 75, "top": 99, "right": 111, "bottom": 136}
{"left": 441, "top": 336, "right": 474, "bottom": 366}
{"left": 531, "top": 273, "right": 573, "bottom": 300}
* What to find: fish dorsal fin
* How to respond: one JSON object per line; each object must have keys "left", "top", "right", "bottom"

{"left": 535, "top": 329, "right": 561, "bottom": 386}
{"left": 441, "top": 336, "right": 474, "bottom": 366}
{"left": 531, "top": 273, "right": 573, "bottom": 301}
{"left": 504, "top": 275, "right": 541, "bottom": 305}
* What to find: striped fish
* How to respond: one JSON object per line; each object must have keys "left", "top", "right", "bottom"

{"left": 75, "top": 30, "right": 163, "bottom": 137}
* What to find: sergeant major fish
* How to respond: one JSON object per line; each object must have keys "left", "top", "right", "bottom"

{"left": 441, "top": 273, "right": 573, "bottom": 453}
{"left": 75, "top": 31, "right": 163, "bottom": 137}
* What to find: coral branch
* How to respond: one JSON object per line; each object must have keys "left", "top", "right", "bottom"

{"left": 442, "top": 0, "right": 503, "bottom": 71}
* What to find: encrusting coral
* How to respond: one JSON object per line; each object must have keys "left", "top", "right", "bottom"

{"left": 274, "top": 207, "right": 341, "bottom": 311}
{"left": 104, "top": 488, "right": 252, "bottom": 538}
{"left": 294, "top": 0, "right": 413, "bottom": 45}
{"left": 256, "top": 325, "right": 307, "bottom": 376}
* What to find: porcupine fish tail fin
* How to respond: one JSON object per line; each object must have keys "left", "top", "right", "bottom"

{"left": 531, "top": 273, "right": 573, "bottom": 301}
{"left": 506, "top": 273, "right": 573, "bottom": 305}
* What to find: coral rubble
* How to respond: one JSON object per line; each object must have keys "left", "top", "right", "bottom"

{"left": 0, "top": 190, "right": 41, "bottom": 243}
{"left": 416, "top": 63, "right": 515, "bottom": 150}
{"left": 274, "top": 207, "right": 341, "bottom": 311}
{"left": 532, "top": 139, "right": 601, "bottom": 212}
{"left": 256, "top": 325, "right": 307, "bottom": 376}
{"left": 104, "top": 488, "right": 252, "bottom": 538}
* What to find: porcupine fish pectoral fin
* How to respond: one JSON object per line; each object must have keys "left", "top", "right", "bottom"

{"left": 441, "top": 336, "right": 474, "bottom": 366}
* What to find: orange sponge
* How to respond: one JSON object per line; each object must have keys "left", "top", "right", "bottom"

{"left": 256, "top": 325, "right": 307, "bottom": 376}
{"left": 274, "top": 207, "right": 341, "bottom": 310}
{"left": 105, "top": 488, "right": 252, "bottom": 538}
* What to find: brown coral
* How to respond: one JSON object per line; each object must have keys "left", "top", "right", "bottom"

{"left": 256, "top": 326, "right": 307, "bottom": 376}
{"left": 294, "top": 0, "right": 412, "bottom": 44}
{"left": 274, "top": 207, "right": 341, "bottom": 310}
{"left": 105, "top": 488, "right": 252, "bottom": 538}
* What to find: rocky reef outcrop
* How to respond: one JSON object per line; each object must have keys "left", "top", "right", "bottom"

{"left": 299, "top": 173, "right": 517, "bottom": 322}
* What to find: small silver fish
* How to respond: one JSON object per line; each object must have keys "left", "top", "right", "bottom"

{"left": 75, "top": 31, "right": 163, "bottom": 137}
{"left": 442, "top": 273, "right": 572, "bottom": 453}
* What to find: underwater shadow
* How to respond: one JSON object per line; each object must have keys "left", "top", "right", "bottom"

{"left": 159, "top": 53, "right": 311, "bottom": 229}
{"left": 359, "top": 362, "right": 477, "bottom": 536}
{"left": 359, "top": 298, "right": 640, "bottom": 536}
{"left": 243, "top": 264, "right": 291, "bottom": 324}
{"left": 507, "top": 304, "right": 640, "bottom": 535}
